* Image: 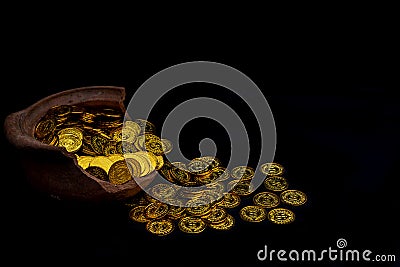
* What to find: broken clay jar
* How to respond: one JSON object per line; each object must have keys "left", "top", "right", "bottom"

{"left": 4, "top": 86, "right": 156, "bottom": 202}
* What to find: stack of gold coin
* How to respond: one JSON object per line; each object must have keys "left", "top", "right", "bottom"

{"left": 34, "top": 105, "right": 172, "bottom": 185}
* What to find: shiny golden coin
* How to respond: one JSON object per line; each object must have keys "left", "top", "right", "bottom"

{"left": 267, "top": 208, "right": 295, "bottom": 224}
{"left": 58, "top": 134, "right": 82, "bottom": 153}
{"left": 167, "top": 199, "right": 186, "bottom": 219}
{"left": 209, "top": 167, "right": 230, "bottom": 182}
{"left": 133, "top": 134, "right": 146, "bottom": 151}
{"left": 153, "top": 155, "right": 164, "bottom": 170}
{"left": 260, "top": 162, "right": 284, "bottom": 176}
{"left": 205, "top": 182, "right": 225, "bottom": 193}
{"left": 253, "top": 192, "right": 280, "bottom": 208}
{"left": 239, "top": 206, "right": 267, "bottom": 222}
{"left": 58, "top": 127, "right": 84, "bottom": 140}
{"left": 48, "top": 105, "right": 72, "bottom": 117}
{"left": 231, "top": 166, "right": 255, "bottom": 181}
{"left": 129, "top": 206, "right": 149, "bottom": 223}
{"left": 161, "top": 138, "right": 173, "bottom": 154}
{"left": 104, "top": 143, "right": 118, "bottom": 156}
{"left": 264, "top": 176, "right": 289, "bottom": 192}
{"left": 76, "top": 156, "right": 94, "bottom": 169}
{"left": 125, "top": 152, "right": 154, "bottom": 177}
{"left": 135, "top": 119, "right": 156, "bottom": 134}
{"left": 280, "top": 190, "right": 307, "bottom": 206}
{"left": 187, "top": 158, "right": 213, "bottom": 176}
{"left": 202, "top": 207, "right": 227, "bottom": 224}
{"left": 35, "top": 118, "right": 56, "bottom": 139}
{"left": 186, "top": 199, "right": 212, "bottom": 216}
{"left": 178, "top": 216, "right": 206, "bottom": 234}
{"left": 89, "top": 156, "right": 113, "bottom": 173}
{"left": 90, "top": 134, "right": 108, "bottom": 155}
{"left": 107, "top": 154, "right": 125, "bottom": 163}
{"left": 208, "top": 214, "right": 235, "bottom": 230}
{"left": 108, "top": 160, "right": 133, "bottom": 184}
{"left": 124, "top": 120, "right": 141, "bottom": 136}
{"left": 144, "top": 134, "right": 164, "bottom": 156}
{"left": 145, "top": 202, "right": 169, "bottom": 219}
{"left": 85, "top": 166, "right": 109, "bottom": 181}
{"left": 217, "top": 193, "right": 241, "bottom": 209}
{"left": 228, "top": 180, "right": 254, "bottom": 196}
{"left": 146, "top": 219, "right": 175, "bottom": 236}
{"left": 121, "top": 127, "right": 137, "bottom": 143}
{"left": 150, "top": 183, "right": 176, "bottom": 200}
{"left": 171, "top": 161, "right": 187, "bottom": 170}
{"left": 169, "top": 167, "right": 191, "bottom": 185}
{"left": 198, "top": 156, "right": 221, "bottom": 169}
{"left": 117, "top": 141, "right": 137, "bottom": 154}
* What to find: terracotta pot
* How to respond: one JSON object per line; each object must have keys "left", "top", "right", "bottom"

{"left": 4, "top": 86, "right": 156, "bottom": 202}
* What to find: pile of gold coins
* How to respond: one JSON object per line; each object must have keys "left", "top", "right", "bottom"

{"left": 34, "top": 105, "right": 172, "bottom": 184}
{"left": 34, "top": 104, "right": 308, "bottom": 236}
{"left": 126, "top": 161, "right": 308, "bottom": 236}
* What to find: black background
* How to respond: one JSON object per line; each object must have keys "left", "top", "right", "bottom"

{"left": 2, "top": 14, "right": 399, "bottom": 267}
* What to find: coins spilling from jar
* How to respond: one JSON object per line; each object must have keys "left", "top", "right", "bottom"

{"left": 34, "top": 105, "right": 171, "bottom": 184}
{"left": 126, "top": 161, "right": 308, "bottom": 236}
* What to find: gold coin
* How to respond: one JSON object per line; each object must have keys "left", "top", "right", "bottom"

{"left": 264, "top": 176, "right": 289, "bottom": 191}
{"left": 239, "top": 206, "right": 267, "bottom": 222}
{"left": 209, "top": 167, "right": 230, "bottom": 182}
{"left": 117, "top": 141, "right": 138, "bottom": 154}
{"left": 90, "top": 134, "right": 108, "bottom": 155}
{"left": 178, "top": 216, "right": 206, "bottom": 234}
{"left": 58, "top": 127, "right": 84, "bottom": 140}
{"left": 161, "top": 138, "right": 173, "bottom": 154}
{"left": 198, "top": 156, "right": 221, "bottom": 169}
{"left": 167, "top": 199, "right": 186, "bottom": 219}
{"left": 253, "top": 192, "right": 280, "bottom": 208}
{"left": 48, "top": 105, "right": 72, "bottom": 117}
{"left": 76, "top": 156, "right": 94, "bottom": 169}
{"left": 149, "top": 183, "right": 176, "bottom": 200}
{"left": 121, "top": 127, "right": 137, "bottom": 143}
{"left": 146, "top": 219, "right": 175, "bottom": 236}
{"left": 145, "top": 202, "right": 169, "bottom": 219}
{"left": 267, "top": 208, "right": 295, "bottom": 224}
{"left": 135, "top": 119, "right": 156, "bottom": 134}
{"left": 85, "top": 166, "right": 109, "bottom": 181}
{"left": 171, "top": 162, "right": 187, "bottom": 170}
{"left": 144, "top": 134, "right": 164, "bottom": 156}
{"left": 205, "top": 182, "right": 225, "bottom": 193}
{"left": 129, "top": 206, "right": 149, "bottom": 223}
{"left": 260, "top": 162, "right": 284, "bottom": 176}
{"left": 107, "top": 154, "right": 125, "bottom": 163}
{"left": 217, "top": 193, "right": 241, "bottom": 209}
{"left": 58, "top": 134, "right": 82, "bottom": 153}
{"left": 202, "top": 207, "right": 227, "bottom": 224}
{"left": 280, "top": 190, "right": 307, "bottom": 206}
{"left": 228, "top": 180, "right": 254, "bottom": 196}
{"left": 133, "top": 134, "right": 146, "bottom": 151}
{"left": 186, "top": 198, "right": 212, "bottom": 216}
{"left": 108, "top": 160, "right": 133, "bottom": 184}
{"left": 35, "top": 118, "right": 56, "bottom": 139}
{"left": 231, "top": 166, "right": 255, "bottom": 181}
{"left": 103, "top": 143, "right": 118, "bottom": 156}
{"left": 124, "top": 120, "right": 141, "bottom": 136}
{"left": 89, "top": 156, "right": 113, "bottom": 173}
{"left": 124, "top": 152, "right": 154, "bottom": 177}
{"left": 169, "top": 167, "right": 191, "bottom": 185}
{"left": 208, "top": 214, "right": 235, "bottom": 230}
{"left": 187, "top": 158, "right": 213, "bottom": 176}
